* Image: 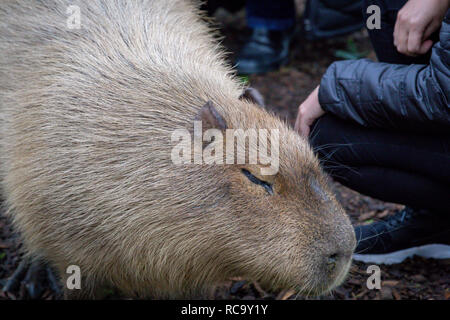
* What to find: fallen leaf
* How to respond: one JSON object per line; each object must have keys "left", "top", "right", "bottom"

{"left": 444, "top": 290, "right": 450, "bottom": 300}
{"left": 411, "top": 274, "right": 427, "bottom": 283}
{"left": 252, "top": 282, "right": 267, "bottom": 297}
{"left": 276, "top": 289, "right": 295, "bottom": 300}
{"left": 0, "top": 242, "right": 11, "bottom": 249}
{"left": 353, "top": 289, "right": 368, "bottom": 299}
{"left": 377, "top": 210, "right": 390, "bottom": 218}
{"left": 382, "top": 280, "right": 399, "bottom": 287}
{"left": 392, "top": 289, "right": 402, "bottom": 300}
{"left": 358, "top": 211, "right": 376, "bottom": 222}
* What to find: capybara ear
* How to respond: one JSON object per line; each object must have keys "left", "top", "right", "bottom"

{"left": 196, "top": 100, "right": 227, "bottom": 131}
{"left": 239, "top": 87, "right": 265, "bottom": 108}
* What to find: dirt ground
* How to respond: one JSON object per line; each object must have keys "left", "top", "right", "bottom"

{"left": 0, "top": 7, "right": 449, "bottom": 300}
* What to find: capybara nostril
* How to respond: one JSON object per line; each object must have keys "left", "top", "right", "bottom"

{"left": 326, "top": 253, "right": 339, "bottom": 274}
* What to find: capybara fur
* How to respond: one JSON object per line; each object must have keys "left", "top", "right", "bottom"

{"left": 0, "top": 0, "right": 355, "bottom": 299}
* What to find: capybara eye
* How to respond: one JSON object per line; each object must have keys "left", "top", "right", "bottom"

{"left": 241, "top": 169, "right": 274, "bottom": 195}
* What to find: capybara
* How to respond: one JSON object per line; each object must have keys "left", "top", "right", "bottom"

{"left": 0, "top": 0, "right": 355, "bottom": 299}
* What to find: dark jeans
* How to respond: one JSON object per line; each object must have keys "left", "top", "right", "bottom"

{"left": 246, "top": 0, "right": 296, "bottom": 30}
{"left": 311, "top": 116, "right": 450, "bottom": 213}
{"left": 310, "top": 0, "right": 450, "bottom": 213}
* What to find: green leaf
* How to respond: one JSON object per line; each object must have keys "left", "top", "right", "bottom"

{"left": 239, "top": 75, "right": 249, "bottom": 85}
{"left": 347, "top": 37, "right": 358, "bottom": 53}
{"left": 334, "top": 50, "right": 360, "bottom": 60}
{"left": 334, "top": 37, "right": 369, "bottom": 60}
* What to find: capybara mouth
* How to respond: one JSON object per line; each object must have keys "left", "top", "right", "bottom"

{"left": 311, "top": 255, "right": 353, "bottom": 297}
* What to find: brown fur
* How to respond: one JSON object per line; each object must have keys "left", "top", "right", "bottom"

{"left": 0, "top": 0, "right": 355, "bottom": 299}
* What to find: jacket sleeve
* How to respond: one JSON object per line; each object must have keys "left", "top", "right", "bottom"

{"left": 318, "top": 11, "right": 450, "bottom": 132}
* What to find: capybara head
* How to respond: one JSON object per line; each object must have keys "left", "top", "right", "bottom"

{"left": 165, "top": 97, "right": 356, "bottom": 297}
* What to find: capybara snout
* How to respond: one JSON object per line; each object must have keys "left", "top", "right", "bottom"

{"left": 310, "top": 219, "right": 356, "bottom": 293}
{"left": 0, "top": 0, "right": 355, "bottom": 299}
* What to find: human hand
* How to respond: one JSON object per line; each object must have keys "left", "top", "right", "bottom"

{"left": 393, "top": 0, "right": 449, "bottom": 56}
{"left": 294, "top": 86, "right": 325, "bottom": 138}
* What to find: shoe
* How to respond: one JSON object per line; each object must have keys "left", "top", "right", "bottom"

{"left": 235, "top": 27, "right": 293, "bottom": 75}
{"left": 353, "top": 207, "right": 450, "bottom": 264}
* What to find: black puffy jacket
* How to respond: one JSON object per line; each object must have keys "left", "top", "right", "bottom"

{"left": 318, "top": 10, "right": 450, "bottom": 133}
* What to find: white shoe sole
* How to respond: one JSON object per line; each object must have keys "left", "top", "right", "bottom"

{"left": 353, "top": 244, "right": 450, "bottom": 265}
